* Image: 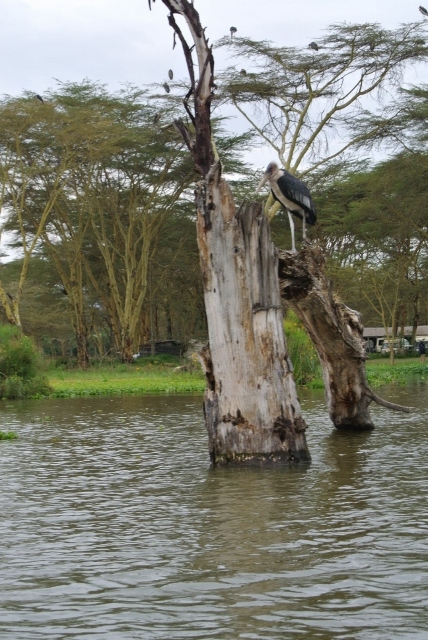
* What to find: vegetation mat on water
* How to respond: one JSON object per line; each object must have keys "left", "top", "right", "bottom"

{"left": 0, "top": 431, "right": 18, "bottom": 440}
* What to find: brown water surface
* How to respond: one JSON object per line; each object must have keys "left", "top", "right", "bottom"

{"left": 1, "top": 385, "right": 427, "bottom": 639}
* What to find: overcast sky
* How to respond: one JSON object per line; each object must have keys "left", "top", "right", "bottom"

{"left": 1, "top": 1, "right": 427, "bottom": 261}
{"left": 2, "top": 0, "right": 427, "bottom": 99}
{"left": 2, "top": 0, "right": 428, "bottom": 175}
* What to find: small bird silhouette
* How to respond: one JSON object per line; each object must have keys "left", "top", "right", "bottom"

{"left": 230, "top": 26, "right": 237, "bottom": 39}
{"left": 163, "top": 82, "right": 170, "bottom": 94}
{"left": 240, "top": 69, "right": 247, "bottom": 76}
{"left": 35, "top": 94, "right": 44, "bottom": 103}
{"left": 308, "top": 42, "right": 319, "bottom": 51}
{"left": 419, "top": 5, "right": 428, "bottom": 17}
{"left": 168, "top": 69, "right": 173, "bottom": 80}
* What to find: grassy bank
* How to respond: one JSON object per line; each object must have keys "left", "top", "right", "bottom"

{"left": 365, "top": 358, "right": 428, "bottom": 387}
{"left": 42, "top": 356, "right": 428, "bottom": 399}
{"left": 306, "top": 358, "right": 428, "bottom": 390}
{"left": 47, "top": 360, "right": 205, "bottom": 397}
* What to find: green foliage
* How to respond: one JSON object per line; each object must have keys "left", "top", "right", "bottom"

{"left": 366, "top": 361, "right": 428, "bottom": 387}
{"left": 0, "top": 326, "right": 38, "bottom": 379}
{"left": 0, "top": 372, "right": 52, "bottom": 400}
{"left": 284, "top": 312, "right": 320, "bottom": 385}
{"left": 0, "top": 325, "right": 52, "bottom": 399}
{"left": 47, "top": 363, "right": 205, "bottom": 397}
{"left": 0, "top": 431, "right": 18, "bottom": 440}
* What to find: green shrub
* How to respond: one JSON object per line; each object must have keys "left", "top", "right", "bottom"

{"left": 284, "top": 312, "right": 321, "bottom": 385}
{"left": 0, "top": 325, "right": 52, "bottom": 399}
{"left": 0, "top": 431, "right": 18, "bottom": 440}
{"left": 0, "top": 326, "right": 39, "bottom": 379}
{"left": 0, "top": 374, "right": 25, "bottom": 399}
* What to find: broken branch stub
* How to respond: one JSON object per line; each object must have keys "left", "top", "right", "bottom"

{"left": 278, "top": 244, "right": 410, "bottom": 430}
{"left": 160, "top": 0, "right": 215, "bottom": 175}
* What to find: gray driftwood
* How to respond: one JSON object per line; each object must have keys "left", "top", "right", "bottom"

{"left": 278, "top": 244, "right": 410, "bottom": 430}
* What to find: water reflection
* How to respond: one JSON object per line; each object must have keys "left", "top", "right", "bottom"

{"left": 0, "top": 388, "right": 427, "bottom": 639}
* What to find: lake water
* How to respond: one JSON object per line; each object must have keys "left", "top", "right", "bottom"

{"left": 1, "top": 384, "right": 427, "bottom": 639}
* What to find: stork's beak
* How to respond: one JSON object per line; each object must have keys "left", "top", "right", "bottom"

{"left": 257, "top": 172, "right": 269, "bottom": 192}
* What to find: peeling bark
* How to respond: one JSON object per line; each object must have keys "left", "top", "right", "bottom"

{"left": 196, "top": 170, "right": 310, "bottom": 464}
{"left": 278, "top": 244, "right": 410, "bottom": 430}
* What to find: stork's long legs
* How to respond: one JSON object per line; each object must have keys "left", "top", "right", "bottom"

{"left": 287, "top": 210, "right": 296, "bottom": 253}
{"left": 302, "top": 214, "right": 306, "bottom": 240}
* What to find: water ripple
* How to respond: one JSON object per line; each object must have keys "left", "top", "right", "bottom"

{"left": 1, "top": 388, "right": 428, "bottom": 638}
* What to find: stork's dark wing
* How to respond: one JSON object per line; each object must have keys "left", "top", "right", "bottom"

{"left": 277, "top": 171, "right": 317, "bottom": 225}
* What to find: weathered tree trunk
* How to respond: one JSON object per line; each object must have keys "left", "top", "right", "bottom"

{"left": 156, "top": 0, "right": 311, "bottom": 463}
{"left": 196, "top": 167, "right": 310, "bottom": 464}
{"left": 278, "top": 244, "right": 410, "bottom": 430}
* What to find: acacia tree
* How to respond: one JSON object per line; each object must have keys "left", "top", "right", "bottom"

{"left": 216, "top": 21, "right": 428, "bottom": 220}
{"left": 84, "top": 113, "right": 195, "bottom": 363}
{"left": 0, "top": 95, "right": 77, "bottom": 330}
{"left": 26, "top": 82, "right": 122, "bottom": 367}
{"left": 11, "top": 82, "right": 196, "bottom": 365}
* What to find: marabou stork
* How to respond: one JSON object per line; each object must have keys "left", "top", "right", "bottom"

{"left": 257, "top": 162, "right": 317, "bottom": 252}
{"left": 419, "top": 5, "right": 428, "bottom": 16}
{"left": 230, "top": 26, "right": 237, "bottom": 39}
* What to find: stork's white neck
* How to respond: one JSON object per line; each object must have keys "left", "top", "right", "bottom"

{"left": 268, "top": 166, "right": 284, "bottom": 184}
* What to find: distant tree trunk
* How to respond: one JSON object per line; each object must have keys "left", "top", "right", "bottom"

{"left": 411, "top": 292, "right": 420, "bottom": 345}
{"left": 121, "top": 326, "right": 134, "bottom": 364}
{"left": 75, "top": 326, "right": 89, "bottom": 369}
{"left": 278, "top": 244, "right": 410, "bottom": 429}
{"left": 166, "top": 300, "right": 173, "bottom": 340}
{"left": 197, "top": 169, "right": 310, "bottom": 464}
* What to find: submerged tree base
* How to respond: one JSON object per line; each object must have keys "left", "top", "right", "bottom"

{"left": 211, "top": 450, "right": 312, "bottom": 466}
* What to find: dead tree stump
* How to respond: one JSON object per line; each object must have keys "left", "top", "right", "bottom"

{"left": 196, "top": 169, "right": 311, "bottom": 464}
{"left": 278, "top": 244, "right": 410, "bottom": 430}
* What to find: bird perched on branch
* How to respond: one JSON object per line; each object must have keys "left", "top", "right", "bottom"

{"left": 419, "top": 5, "right": 428, "bottom": 17}
{"left": 257, "top": 162, "right": 317, "bottom": 252}
{"left": 35, "top": 94, "right": 44, "bottom": 103}
{"left": 163, "top": 82, "right": 170, "bottom": 93}
{"left": 308, "top": 41, "right": 319, "bottom": 51}
{"left": 230, "top": 26, "right": 237, "bottom": 39}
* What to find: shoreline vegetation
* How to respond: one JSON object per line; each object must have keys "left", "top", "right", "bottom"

{"left": 3, "top": 318, "right": 427, "bottom": 401}
{"left": 38, "top": 356, "right": 428, "bottom": 399}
